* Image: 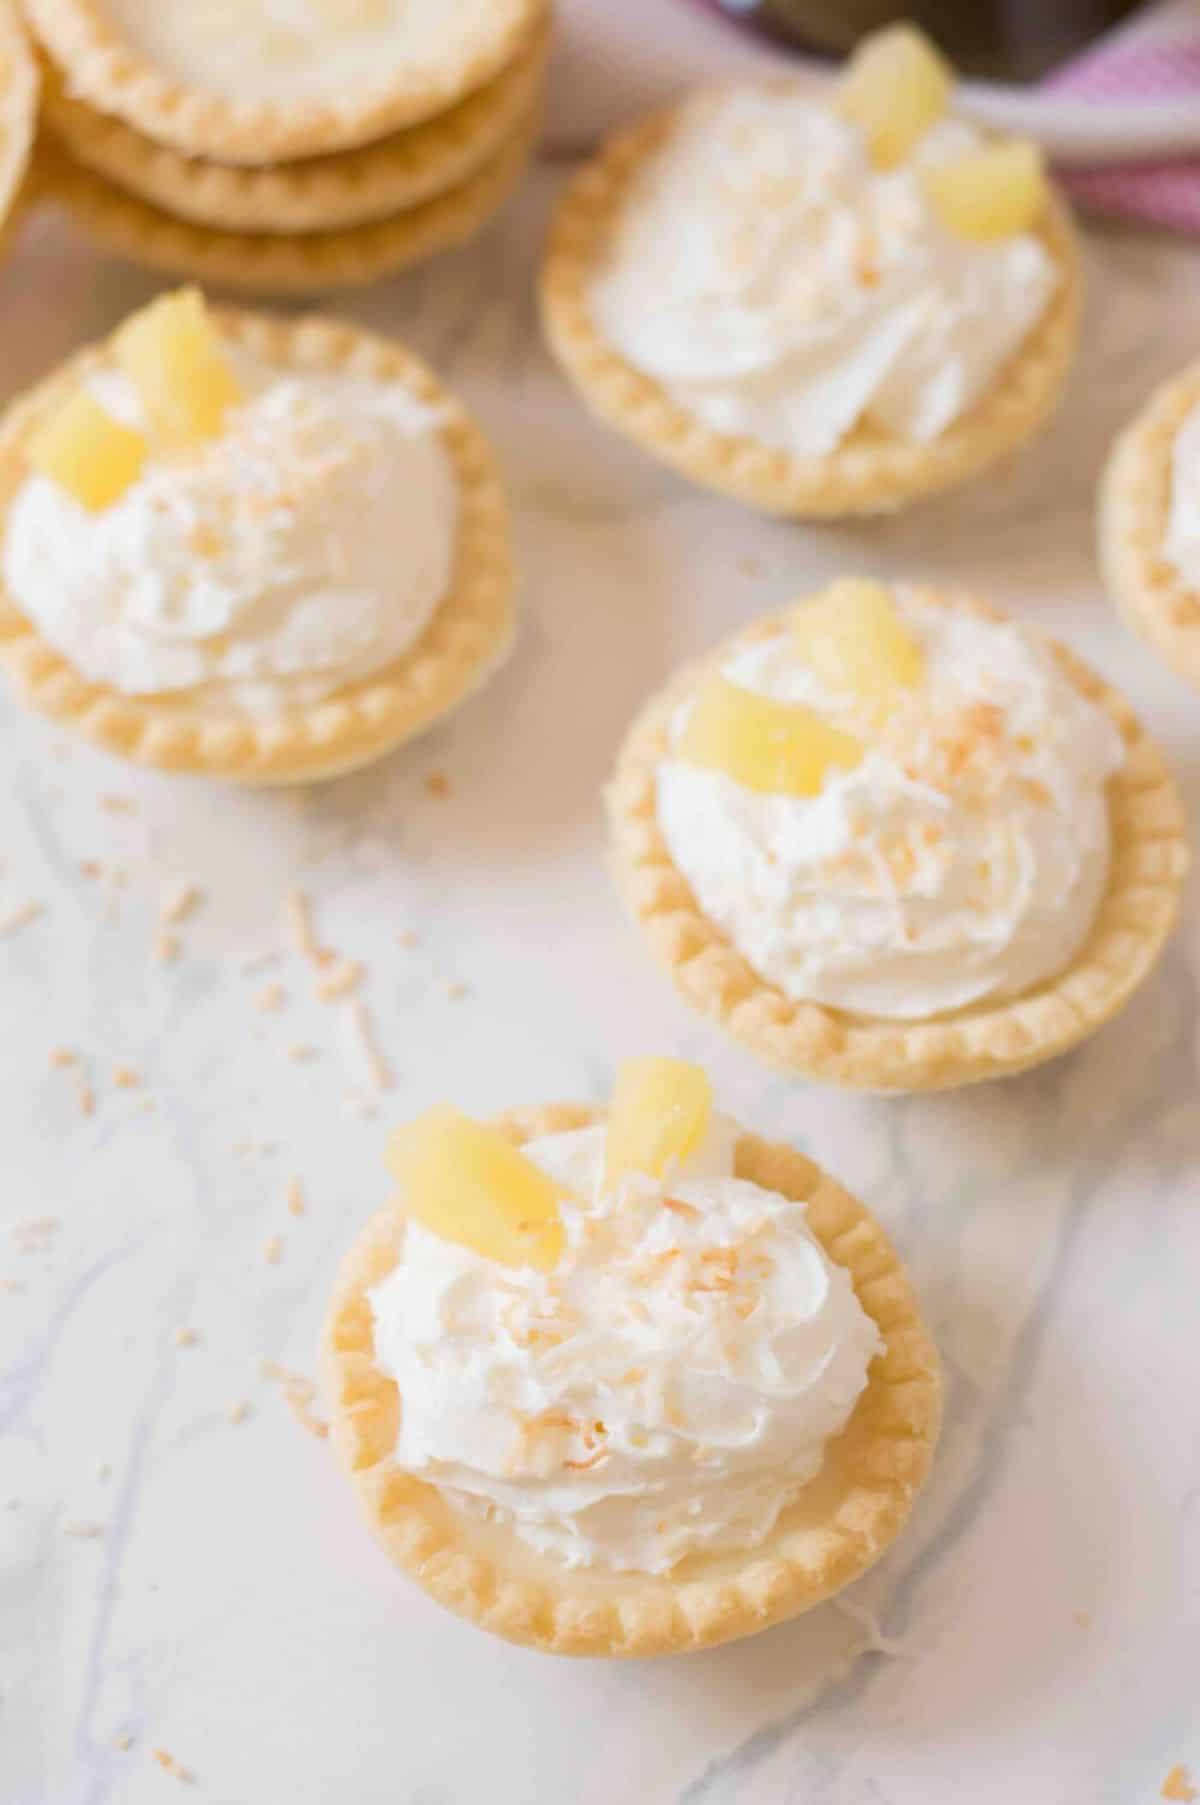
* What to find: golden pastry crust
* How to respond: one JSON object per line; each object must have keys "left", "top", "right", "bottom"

{"left": 1099, "top": 360, "right": 1200, "bottom": 690}
{"left": 0, "top": 310, "right": 516, "bottom": 783}
{"left": 22, "top": 0, "right": 544, "bottom": 165}
{"left": 540, "top": 98, "right": 1082, "bottom": 518}
{"left": 607, "top": 590, "right": 1187, "bottom": 1091}
{"left": 0, "top": 0, "right": 38, "bottom": 237}
{"left": 35, "top": 110, "right": 537, "bottom": 293}
{"left": 321, "top": 1105, "right": 942, "bottom": 1657}
{"left": 39, "top": 19, "right": 548, "bottom": 235}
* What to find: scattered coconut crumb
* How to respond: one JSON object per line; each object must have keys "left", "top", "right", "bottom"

{"left": 0, "top": 1277, "right": 25, "bottom": 1294}
{"left": 257, "top": 982, "right": 286, "bottom": 1012}
{"left": 76, "top": 1076, "right": 96, "bottom": 1118}
{"left": 398, "top": 929, "right": 419, "bottom": 949}
{"left": 261, "top": 1235, "right": 283, "bottom": 1265}
{"left": 446, "top": 981, "right": 470, "bottom": 1002}
{"left": 80, "top": 860, "right": 103, "bottom": 881}
{"left": 341, "top": 1091, "right": 378, "bottom": 1120}
{"left": 113, "top": 1066, "right": 141, "bottom": 1090}
{"left": 1163, "top": 1768, "right": 1197, "bottom": 1803}
{"left": 228, "top": 1399, "right": 252, "bottom": 1425}
{"left": 317, "top": 958, "right": 361, "bottom": 1002}
{"left": 100, "top": 795, "right": 137, "bottom": 816}
{"left": 155, "top": 932, "right": 180, "bottom": 965}
{"left": 95, "top": 1461, "right": 111, "bottom": 1481}
{"left": 152, "top": 1748, "right": 193, "bottom": 1784}
{"left": 737, "top": 554, "right": 763, "bottom": 579}
{"left": 49, "top": 1047, "right": 77, "bottom": 1069}
{"left": 62, "top": 1519, "right": 105, "bottom": 1539}
{"left": 285, "top": 887, "right": 320, "bottom": 964}
{"left": 113, "top": 1731, "right": 133, "bottom": 1751}
{"left": 0, "top": 900, "right": 43, "bottom": 938}
{"left": 286, "top": 1177, "right": 305, "bottom": 1218}
{"left": 345, "top": 998, "right": 391, "bottom": 1094}
{"left": 174, "top": 1327, "right": 198, "bottom": 1348}
{"left": 263, "top": 1363, "right": 328, "bottom": 1440}
{"left": 160, "top": 882, "right": 201, "bottom": 927}
{"left": 12, "top": 1216, "right": 60, "bottom": 1255}
{"left": 425, "top": 770, "right": 451, "bottom": 799}
{"left": 1072, "top": 1609, "right": 1091, "bottom": 1629}
{"left": 287, "top": 1043, "right": 317, "bottom": 1063}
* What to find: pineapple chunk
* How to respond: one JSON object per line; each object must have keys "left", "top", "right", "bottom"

{"left": 113, "top": 287, "right": 243, "bottom": 449}
{"left": 924, "top": 139, "right": 1048, "bottom": 240}
{"left": 837, "top": 24, "right": 953, "bottom": 170}
{"left": 792, "top": 579, "right": 923, "bottom": 720}
{"left": 679, "top": 675, "right": 862, "bottom": 796}
{"left": 28, "top": 388, "right": 147, "bottom": 512}
{"left": 604, "top": 1056, "right": 713, "bottom": 1191}
{"left": 387, "top": 1105, "right": 565, "bottom": 1273}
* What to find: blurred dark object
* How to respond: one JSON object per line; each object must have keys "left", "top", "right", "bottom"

{"left": 710, "top": 0, "right": 1146, "bottom": 79}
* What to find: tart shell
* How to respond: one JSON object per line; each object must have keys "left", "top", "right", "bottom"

{"left": 540, "top": 98, "right": 1082, "bottom": 518}
{"left": 0, "top": 310, "right": 516, "bottom": 783}
{"left": 607, "top": 590, "right": 1188, "bottom": 1090}
{"left": 321, "top": 1104, "right": 942, "bottom": 1657}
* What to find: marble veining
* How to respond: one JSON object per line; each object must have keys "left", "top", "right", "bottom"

{"left": 0, "top": 172, "right": 1197, "bottom": 1805}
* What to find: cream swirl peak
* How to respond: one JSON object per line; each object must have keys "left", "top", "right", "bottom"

{"left": 588, "top": 89, "right": 1058, "bottom": 458}
{"left": 3, "top": 357, "right": 458, "bottom": 712}
{"left": 656, "top": 593, "right": 1125, "bottom": 1020}
{"left": 369, "top": 1115, "right": 881, "bottom": 1574}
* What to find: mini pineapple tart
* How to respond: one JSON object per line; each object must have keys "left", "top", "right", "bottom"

{"left": 322, "top": 1056, "right": 941, "bottom": 1655}
{"left": 608, "top": 582, "right": 1187, "bottom": 1090}
{"left": 541, "top": 25, "right": 1079, "bottom": 516}
{"left": 0, "top": 289, "right": 515, "bottom": 781}
{"left": 1099, "top": 358, "right": 1200, "bottom": 691}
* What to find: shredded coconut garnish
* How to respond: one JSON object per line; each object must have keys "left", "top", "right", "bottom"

{"left": 12, "top": 1216, "right": 60, "bottom": 1254}
{"left": 286, "top": 1177, "right": 305, "bottom": 1218}
{"left": 62, "top": 1519, "right": 105, "bottom": 1539}
{"left": 160, "top": 882, "right": 201, "bottom": 927}
{"left": 344, "top": 998, "right": 391, "bottom": 1093}
{"left": 152, "top": 1748, "right": 193, "bottom": 1784}
{"left": 285, "top": 887, "right": 321, "bottom": 964}
{"left": 0, "top": 900, "right": 43, "bottom": 937}
{"left": 317, "top": 958, "right": 361, "bottom": 1002}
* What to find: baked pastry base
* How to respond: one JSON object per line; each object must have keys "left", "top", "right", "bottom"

{"left": 322, "top": 1104, "right": 942, "bottom": 1657}
{"left": 1099, "top": 359, "right": 1200, "bottom": 691}
{"left": 540, "top": 99, "right": 1082, "bottom": 518}
{"left": 0, "top": 311, "right": 516, "bottom": 784}
{"left": 607, "top": 589, "right": 1187, "bottom": 1090}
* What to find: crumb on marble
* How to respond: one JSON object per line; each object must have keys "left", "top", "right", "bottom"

{"left": 287, "top": 1043, "right": 317, "bottom": 1063}
{"left": 261, "top": 1235, "right": 283, "bottom": 1265}
{"left": 100, "top": 795, "right": 137, "bottom": 816}
{"left": 317, "top": 957, "right": 362, "bottom": 1002}
{"left": 49, "top": 1047, "right": 78, "bottom": 1069}
{"left": 62, "top": 1519, "right": 105, "bottom": 1539}
{"left": 257, "top": 981, "right": 286, "bottom": 1012}
{"left": 1072, "top": 1609, "right": 1090, "bottom": 1629}
{"left": 398, "top": 929, "right": 419, "bottom": 948}
{"left": 228, "top": 1399, "right": 251, "bottom": 1425}
{"left": 447, "top": 981, "right": 470, "bottom": 1002}
{"left": 80, "top": 860, "right": 103, "bottom": 880}
{"left": 95, "top": 1461, "right": 111, "bottom": 1481}
{"left": 160, "top": 882, "right": 202, "bottom": 927}
{"left": 285, "top": 887, "right": 320, "bottom": 964}
{"left": 0, "top": 1277, "right": 25, "bottom": 1294}
{"left": 77, "top": 1076, "right": 96, "bottom": 1117}
{"left": 113, "top": 1730, "right": 133, "bottom": 1751}
{"left": 12, "top": 1216, "right": 60, "bottom": 1254}
{"left": 346, "top": 998, "right": 391, "bottom": 1094}
{"left": 286, "top": 1177, "right": 305, "bottom": 1218}
{"left": 113, "top": 1065, "right": 141, "bottom": 1090}
{"left": 0, "top": 900, "right": 43, "bottom": 937}
{"left": 1163, "top": 1767, "right": 1197, "bottom": 1802}
{"left": 174, "top": 1327, "right": 198, "bottom": 1348}
{"left": 425, "top": 770, "right": 451, "bottom": 799}
{"left": 155, "top": 931, "right": 180, "bottom": 965}
{"left": 152, "top": 1748, "right": 193, "bottom": 1784}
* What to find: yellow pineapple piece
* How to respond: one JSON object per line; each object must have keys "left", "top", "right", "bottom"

{"left": 679, "top": 675, "right": 862, "bottom": 796}
{"left": 113, "top": 287, "right": 243, "bottom": 449}
{"left": 836, "top": 24, "right": 953, "bottom": 170}
{"left": 792, "top": 579, "right": 923, "bottom": 720}
{"left": 604, "top": 1056, "right": 713, "bottom": 1191}
{"left": 923, "top": 139, "right": 1048, "bottom": 240}
{"left": 387, "top": 1105, "right": 565, "bottom": 1273}
{"left": 28, "top": 389, "right": 147, "bottom": 512}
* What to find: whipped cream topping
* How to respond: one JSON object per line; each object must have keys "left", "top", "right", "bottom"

{"left": 3, "top": 356, "right": 458, "bottom": 712}
{"left": 1163, "top": 399, "right": 1200, "bottom": 592}
{"left": 589, "top": 90, "right": 1058, "bottom": 457}
{"left": 369, "top": 1119, "right": 881, "bottom": 1574}
{"left": 656, "top": 598, "right": 1124, "bottom": 1019}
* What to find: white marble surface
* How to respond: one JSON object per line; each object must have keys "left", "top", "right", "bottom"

{"left": 1, "top": 158, "right": 1199, "bottom": 1805}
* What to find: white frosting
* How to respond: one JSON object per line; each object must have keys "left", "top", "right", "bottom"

{"left": 1163, "top": 399, "right": 1200, "bottom": 592}
{"left": 589, "top": 90, "right": 1058, "bottom": 457}
{"left": 369, "top": 1119, "right": 881, "bottom": 1574}
{"left": 656, "top": 598, "right": 1124, "bottom": 1019}
{"left": 2, "top": 358, "right": 457, "bottom": 712}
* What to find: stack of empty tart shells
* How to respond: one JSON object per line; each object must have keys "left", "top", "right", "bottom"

{"left": 24, "top": 0, "right": 549, "bottom": 291}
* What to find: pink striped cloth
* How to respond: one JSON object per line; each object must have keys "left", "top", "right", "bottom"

{"left": 1047, "top": 10, "right": 1200, "bottom": 232}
